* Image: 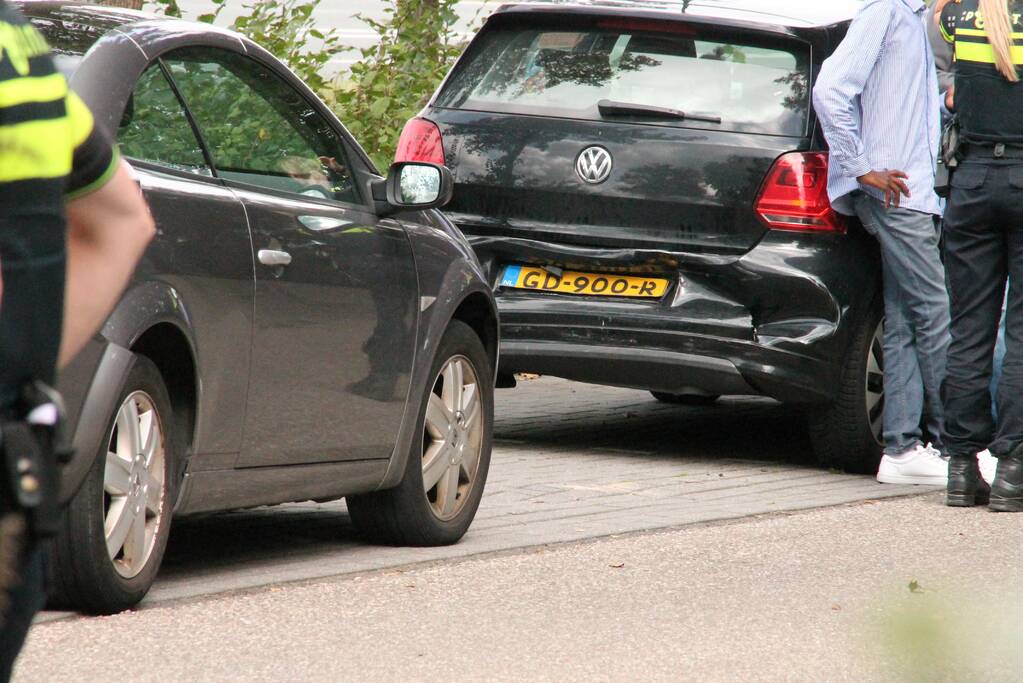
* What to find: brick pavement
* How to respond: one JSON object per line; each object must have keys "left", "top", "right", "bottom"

{"left": 43, "top": 377, "right": 931, "bottom": 617}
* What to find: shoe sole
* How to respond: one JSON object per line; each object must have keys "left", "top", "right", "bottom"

{"left": 989, "top": 496, "right": 1023, "bottom": 512}
{"left": 946, "top": 491, "right": 991, "bottom": 507}
{"left": 877, "top": 473, "right": 947, "bottom": 486}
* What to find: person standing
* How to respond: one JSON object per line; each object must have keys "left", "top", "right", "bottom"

{"left": 936, "top": 0, "right": 1023, "bottom": 510}
{"left": 0, "top": 1, "right": 155, "bottom": 677}
{"left": 929, "top": 0, "right": 1002, "bottom": 485}
{"left": 813, "top": 0, "right": 951, "bottom": 484}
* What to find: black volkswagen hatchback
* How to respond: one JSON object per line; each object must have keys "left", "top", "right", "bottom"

{"left": 401, "top": 0, "right": 884, "bottom": 472}
{"left": 17, "top": 2, "right": 498, "bottom": 614}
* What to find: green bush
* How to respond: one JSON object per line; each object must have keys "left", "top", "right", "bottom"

{"left": 145, "top": 0, "right": 473, "bottom": 171}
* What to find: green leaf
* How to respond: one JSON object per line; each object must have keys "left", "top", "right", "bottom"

{"left": 369, "top": 97, "right": 391, "bottom": 116}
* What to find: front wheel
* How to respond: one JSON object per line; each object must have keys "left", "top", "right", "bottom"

{"left": 49, "top": 355, "right": 180, "bottom": 614}
{"left": 807, "top": 301, "right": 884, "bottom": 473}
{"left": 348, "top": 320, "right": 493, "bottom": 546}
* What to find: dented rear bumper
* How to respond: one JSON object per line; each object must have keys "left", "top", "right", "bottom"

{"left": 463, "top": 226, "right": 881, "bottom": 404}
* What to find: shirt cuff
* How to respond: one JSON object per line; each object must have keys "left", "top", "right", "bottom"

{"left": 841, "top": 153, "right": 873, "bottom": 180}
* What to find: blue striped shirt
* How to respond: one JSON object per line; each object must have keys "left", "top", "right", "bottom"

{"left": 813, "top": 0, "right": 941, "bottom": 216}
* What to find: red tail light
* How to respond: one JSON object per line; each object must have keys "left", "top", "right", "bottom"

{"left": 395, "top": 117, "right": 445, "bottom": 165}
{"left": 755, "top": 152, "right": 845, "bottom": 233}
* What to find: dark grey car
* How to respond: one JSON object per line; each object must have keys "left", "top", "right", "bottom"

{"left": 19, "top": 1, "right": 498, "bottom": 615}
{"left": 403, "top": 0, "right": 885, "bottom": 473}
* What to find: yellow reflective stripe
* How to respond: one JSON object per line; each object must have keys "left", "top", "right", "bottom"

{"left": 0, "top": 72, "right": 66, "bottom": 108}
{"left": 0, "top": 117, "right": 72, "bottom": 182}
{"left": 940, "top": 21, "right": 954, "bottom": 44}
{"left": 955, "top": 28, "right": 1023, "bottom": 39}
{"left": 65, "top": 90, "right": 94, "bottom": 149}
{"left": 955, "top": 41, "right": 1023, "bottom": 65}
{"left": 0, "top": 20, "right": 53, "bottom": 75}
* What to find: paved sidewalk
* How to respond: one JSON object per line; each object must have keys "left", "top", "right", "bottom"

{"left": 18, "top": 495, "right": 1023, "bottom": 682}
{"left": 40, "top": 378, "right": 928, "bottom": 615}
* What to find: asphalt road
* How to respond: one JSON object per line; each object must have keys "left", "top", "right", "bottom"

{"left": 173, "top": 0, "right": 492, "bottom": 74}
{"left": 17, "top": 495, "right": 1023, "bottom": 681}
{"left": 16, "top": 378, "right": 1017, "bottom": 681}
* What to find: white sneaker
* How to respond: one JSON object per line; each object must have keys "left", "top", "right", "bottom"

{"left": 977, "top": 449, "right": 998, "bottom": 484}
{"left": 876, "top": 443, "right": 948, "bottom": 485}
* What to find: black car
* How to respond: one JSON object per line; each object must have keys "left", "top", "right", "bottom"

{"left": 19, "top": 1, "right": 498, "bottom": 614}
{"left": 400, "top": 0, "right": 884, "bottom": 471}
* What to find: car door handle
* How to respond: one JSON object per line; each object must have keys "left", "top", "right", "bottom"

{"left": 258, "top": 249, "right": 292, "bottom": 267}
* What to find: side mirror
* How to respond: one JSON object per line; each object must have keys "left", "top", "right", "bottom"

{"left": 372, "top": 162, "right": 454, "bottom": 216}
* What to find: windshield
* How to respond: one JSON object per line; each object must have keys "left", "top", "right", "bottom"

{"left": 436, "top": 21, "right": 811, "bottom": 136}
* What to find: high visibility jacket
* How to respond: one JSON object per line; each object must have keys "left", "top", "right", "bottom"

{"left": 0, "top": 0, "right": 117, "bottom": 403}
{"left": 941, "top": 0, "right": 1023, "bottom": 143}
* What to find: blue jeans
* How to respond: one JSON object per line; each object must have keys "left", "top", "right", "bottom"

{"left": 854, "top": 194, "right": 951, "bottom": 455}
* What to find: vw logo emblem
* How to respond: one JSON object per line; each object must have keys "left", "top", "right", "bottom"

{"left": 576, "top": 146, "right": 613, "bottom": 184}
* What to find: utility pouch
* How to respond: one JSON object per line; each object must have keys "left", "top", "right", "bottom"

{"left": 0, "top": 382, "right": 72, "bottom": 538}
{"left": 936, "top": 115, "right": 962, "bottom": 198}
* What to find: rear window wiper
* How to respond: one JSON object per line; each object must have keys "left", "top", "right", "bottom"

{"left": 597, "top": 99, "right": 723, "bottom": 124}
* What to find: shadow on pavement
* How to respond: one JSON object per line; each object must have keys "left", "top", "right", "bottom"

{"left": 494, "top": 380, "right": 814, "bottom": 467}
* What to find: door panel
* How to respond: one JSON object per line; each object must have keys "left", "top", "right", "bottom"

{"left": 232, "top": 189, "right": 417, "bottom": 466}
{"left": 160, "top": 45, "right": 418, "bottom": 467}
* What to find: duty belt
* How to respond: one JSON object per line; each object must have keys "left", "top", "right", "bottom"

{"left": 961, "top": 142, "right": 1023, "bottom": 159}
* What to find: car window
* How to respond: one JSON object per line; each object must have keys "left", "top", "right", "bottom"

{"left": 435, "top": 23, "right": 810, "bottom": 136}
{"left": 118, "top": 63, "right": 212, "bottom": 176}
{"left": 163, "top": 48, "right": 359, "bottom": 204}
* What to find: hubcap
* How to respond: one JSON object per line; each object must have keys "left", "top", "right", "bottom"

{"left": 865, "top": 320, "right": 884, "bottom": 445}
{"left": 103, "top": 391, "right": 166, "bottom": 579}
{"left": 422, "top": 356, "right": 484, "bottom": 521}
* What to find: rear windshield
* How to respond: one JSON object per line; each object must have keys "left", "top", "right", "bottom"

{"left": 435, "top": 20, "right": 811, "bottom": 136}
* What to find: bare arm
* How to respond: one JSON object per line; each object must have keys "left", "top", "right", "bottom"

{"left": 59, "top": 160, "right": 155, "bottom": 366}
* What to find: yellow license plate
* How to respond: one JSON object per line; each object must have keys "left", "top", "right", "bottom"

{"left": 499, "top": 265, "right": 669, "bottom": 298}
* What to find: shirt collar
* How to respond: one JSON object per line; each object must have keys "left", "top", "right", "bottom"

{"left": 900, "top": 0, "right": 926, "bottom": 13}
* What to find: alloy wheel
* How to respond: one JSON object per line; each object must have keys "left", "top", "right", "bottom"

{"left": 421, "top": 355, "right": 484, "bottom": 521}
{"left": 103, "top": 391, "right": 167, "bottom": 579}
{"left": 865, "top": 320, "right": 884, "bottom": 445}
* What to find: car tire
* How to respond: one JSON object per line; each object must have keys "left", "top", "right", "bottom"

{"left": 807, "top": 300, "right": 884, "bottom": 474}
{"left": 348, "top": 320, "right": 493, "bottom": 546}
{"left": 50, "top": 355, "right": 180, "bottom": 614}
{"left": 650, "top": 392, "right": 720, "bottom": 406}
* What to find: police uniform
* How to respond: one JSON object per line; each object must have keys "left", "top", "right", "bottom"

{"left": 0, "top": 0, "right": 117, "bottom": 675}
{"left": 939, "top": 0, "right": 1023, "bottom": 506}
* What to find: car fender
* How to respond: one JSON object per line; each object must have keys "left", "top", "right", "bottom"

{"left": 58, "top": 280, "right": 199, "bottom": 504}
{"left": 376, "top": 211, "right": 497, "bottom": 491}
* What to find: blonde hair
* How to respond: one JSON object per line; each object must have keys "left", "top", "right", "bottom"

{"left": 979, "top": 0, "right": 1020, "bottom": 82}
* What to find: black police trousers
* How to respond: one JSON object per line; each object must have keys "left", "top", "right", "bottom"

{"left": 942, "top": 152, "right": 1023, "bottom": 458}
{"left": 0, "top": 531, "right": 47, "bottom": 681}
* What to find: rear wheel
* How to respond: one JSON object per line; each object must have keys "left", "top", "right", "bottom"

{"left": 650, "top": 392, "right": 720, "bottom": 406}
{"left": 50, "top": 356, "right": 179, "bottom": 614}
{"left": 807, "top": 302, "right": 884, "bottom": 473}
{"left": 348, "top": 320, "right": 493, "bottom": 546}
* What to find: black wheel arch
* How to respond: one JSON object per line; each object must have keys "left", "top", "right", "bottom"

{"left": 59, "top": 281, "right": 200, "bottom": 507}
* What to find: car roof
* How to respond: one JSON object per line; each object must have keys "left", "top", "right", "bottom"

{"left": 14, "top": 0, "right": 150, "bottom": 35}
{"left": 493, "top": 0, "right": 862, "bottom": 30}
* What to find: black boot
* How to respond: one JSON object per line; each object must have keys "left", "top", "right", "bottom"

{"left": 947, "top": 455, "right": 991, "bottom": 507}
{"left": 990, "top": 446, "right": 1023, "bottom": 513}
